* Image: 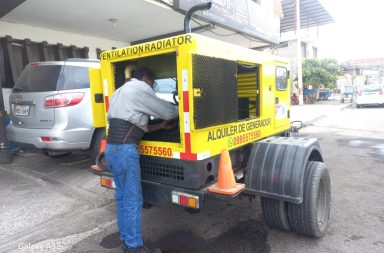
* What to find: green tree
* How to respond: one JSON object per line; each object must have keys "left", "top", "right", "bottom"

{"left": 302, "top": 58, "right": 339, "bottom": 89}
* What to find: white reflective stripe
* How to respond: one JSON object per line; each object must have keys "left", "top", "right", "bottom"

{"left": 103, "top": 79, "right": 109, "bottom": 95}
{"left": 182, "top": 70, "right": 188, "bottom": 91}
{"left": 172, "top": 152, "right": 180, "bottom": 159}
{"left": 184, "top": 112, "right": 190, "bottom": 133}
{"left": 111, "top": 180, "right": 116, "bottom": 189}
{"left": 172, "top": 194, "right": 179, "bottom": 204}
{"left": 197, "top": 151, "right": 210, "bottom": 160}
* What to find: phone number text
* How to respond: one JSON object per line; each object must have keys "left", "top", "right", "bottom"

{"left": 228, "top": 130, "right": 261, "bottom": 147}
{"left": 140, "top": 145, "right": 172, "bottom": 157}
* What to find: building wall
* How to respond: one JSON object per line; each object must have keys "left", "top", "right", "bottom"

{"left": 0, "top": 21, "right": 129, "bottom": 59}
{"left": 0, "top": 21, "right": 130, "bottom": 113}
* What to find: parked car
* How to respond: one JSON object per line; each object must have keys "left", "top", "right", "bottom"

{"left": 356, "top": 84, "right": 384, "bottom": 108}
{"left": 7, "top": 58, "right": 105, "bottom": 162}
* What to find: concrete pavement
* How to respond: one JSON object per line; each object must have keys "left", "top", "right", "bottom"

{"left": 0, "top": 153, "right": 116, "bottom": 253}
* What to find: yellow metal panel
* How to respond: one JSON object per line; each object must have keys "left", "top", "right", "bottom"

{"left": 89, "top": 68, "right": 106, "bottom": 128}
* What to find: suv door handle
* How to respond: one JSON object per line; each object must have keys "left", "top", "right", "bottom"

{"left": 275, "top": 97, "right": 279, "bottom": 104}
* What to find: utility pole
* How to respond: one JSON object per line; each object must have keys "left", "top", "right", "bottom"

{"left": 296, "top": 0, "right": 304, "bottom": 105}
{"left": 0, "top": 77, "right": 12, "bottom": 164}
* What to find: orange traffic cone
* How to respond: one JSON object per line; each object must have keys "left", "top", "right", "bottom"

{"left": 208, "top": 149, "right": 245, "bottom": 195}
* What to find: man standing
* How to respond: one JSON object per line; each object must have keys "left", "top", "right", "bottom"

{"left": 105, "top": 67, "right": 178, "bottom": 253}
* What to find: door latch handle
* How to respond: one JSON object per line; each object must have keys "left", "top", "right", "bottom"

{"left": 275, "top": 97, "right": 279, "bottom": 104}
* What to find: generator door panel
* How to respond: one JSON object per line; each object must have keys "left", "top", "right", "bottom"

{"left": 192, "top": 55, "right": 238, "bottom": 129}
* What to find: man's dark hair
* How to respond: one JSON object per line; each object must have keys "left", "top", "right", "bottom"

{"left": 132, "top": 67, "right": 155, "bottom": 81}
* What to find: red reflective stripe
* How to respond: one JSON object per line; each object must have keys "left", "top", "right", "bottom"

{"left": 180, "top": 90, "right": 196, "bottom": 160}
{"left": 180, "top": 133, "right": 197, "bottom": 160}
{"left": 104, "top": 96, "right": 109, "bottom": 112}
{"left": 180, "top": 152, "right": 197, "bottom": 160}
{"left": 183, "top": 91, "right": 189, "bottom": 112}
{"left": 184, "top": 133, "right": 192, "bottom": 153}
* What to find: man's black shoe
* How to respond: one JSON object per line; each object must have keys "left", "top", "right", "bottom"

{"left": 120, "top": 240, "right": 127, "bottom": 253}
{"left": 125, "top": 245, "right": 162, "bottom": 253}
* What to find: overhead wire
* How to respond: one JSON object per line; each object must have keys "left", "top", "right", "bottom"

{"left": 191, "top": 18, "right": 238, "bottom": 37}
{"left": 192, "top": 17, "right": 264, "bottom": 44}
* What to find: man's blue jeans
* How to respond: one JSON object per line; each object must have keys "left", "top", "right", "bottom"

{"left": 105, "top": 143, "right": 143, "bottom": 248}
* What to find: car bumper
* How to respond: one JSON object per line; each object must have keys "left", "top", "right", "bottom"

{"left": 356, "top": 96, "right": 384, "bottom": 105}
{"left": 7, "top": 124, "right": 93, "bottom": 151}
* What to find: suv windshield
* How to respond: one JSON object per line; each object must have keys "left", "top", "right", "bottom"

{"left": 13, "top": 64, "right": 62, "bottom": 92}
{"left": 154, "top": 78, "right": 176, "bottom": 93}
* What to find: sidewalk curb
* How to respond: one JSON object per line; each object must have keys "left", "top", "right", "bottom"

{"left": 303, "top": 115, "right": 326, "bottom": 126}
{"left": 301, "top": 103, "right": 353, "bottom": 126}
{"left": 340, "top": 103, "right": 354, "bottom": 111}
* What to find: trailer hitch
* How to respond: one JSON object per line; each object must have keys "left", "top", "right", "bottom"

{"left": 289, "top": 120, "right": 304, "bottom": 137}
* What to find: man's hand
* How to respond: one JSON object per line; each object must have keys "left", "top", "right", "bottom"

{"left": 160, "top": 120, "right": 176, "bottom": 130}
{"left": 148, "top": 119, "right": 177, "bottom": 132}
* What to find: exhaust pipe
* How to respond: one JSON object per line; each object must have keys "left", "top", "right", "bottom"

{"left": 184, "top": 1, "right": 212, "bottom": 34}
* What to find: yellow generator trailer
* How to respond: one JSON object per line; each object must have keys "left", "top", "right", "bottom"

{"left": 90, "top": 30, "right": 330, "bottom": 238}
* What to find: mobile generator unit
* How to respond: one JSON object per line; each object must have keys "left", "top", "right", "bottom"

{"left": 89, "top": 33, "right": 331, "bottom": 238}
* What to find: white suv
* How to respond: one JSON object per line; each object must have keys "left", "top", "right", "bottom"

{"left": 7, "top": 59, "right": 104, "bottom": 162}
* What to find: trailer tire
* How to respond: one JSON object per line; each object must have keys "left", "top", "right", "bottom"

{"left": 89, "top": 128, "right": 106, "bottom": 164}
{"left": 287, "top": 161, "right": 331, "bottom": 238}
{"left": 261, "top": 197, "right": 291, "bottom": 231}
{"left": 96, "top": 152, "right": 108, "bottom": 171}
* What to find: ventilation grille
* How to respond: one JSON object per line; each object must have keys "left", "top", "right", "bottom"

{"left": 192, "top": 54, "right": 238, "bottom": 129}
{"left": 141, "top": 160, "right": 185, "bottom": 181}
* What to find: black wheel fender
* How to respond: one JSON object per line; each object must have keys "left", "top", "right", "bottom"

{"left": 245, "top": 137, "right": 323, "bottom": 204}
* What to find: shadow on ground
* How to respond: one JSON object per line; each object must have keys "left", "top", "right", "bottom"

{"left": 100, "top": 220, "right": 270, "bottom": 253}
